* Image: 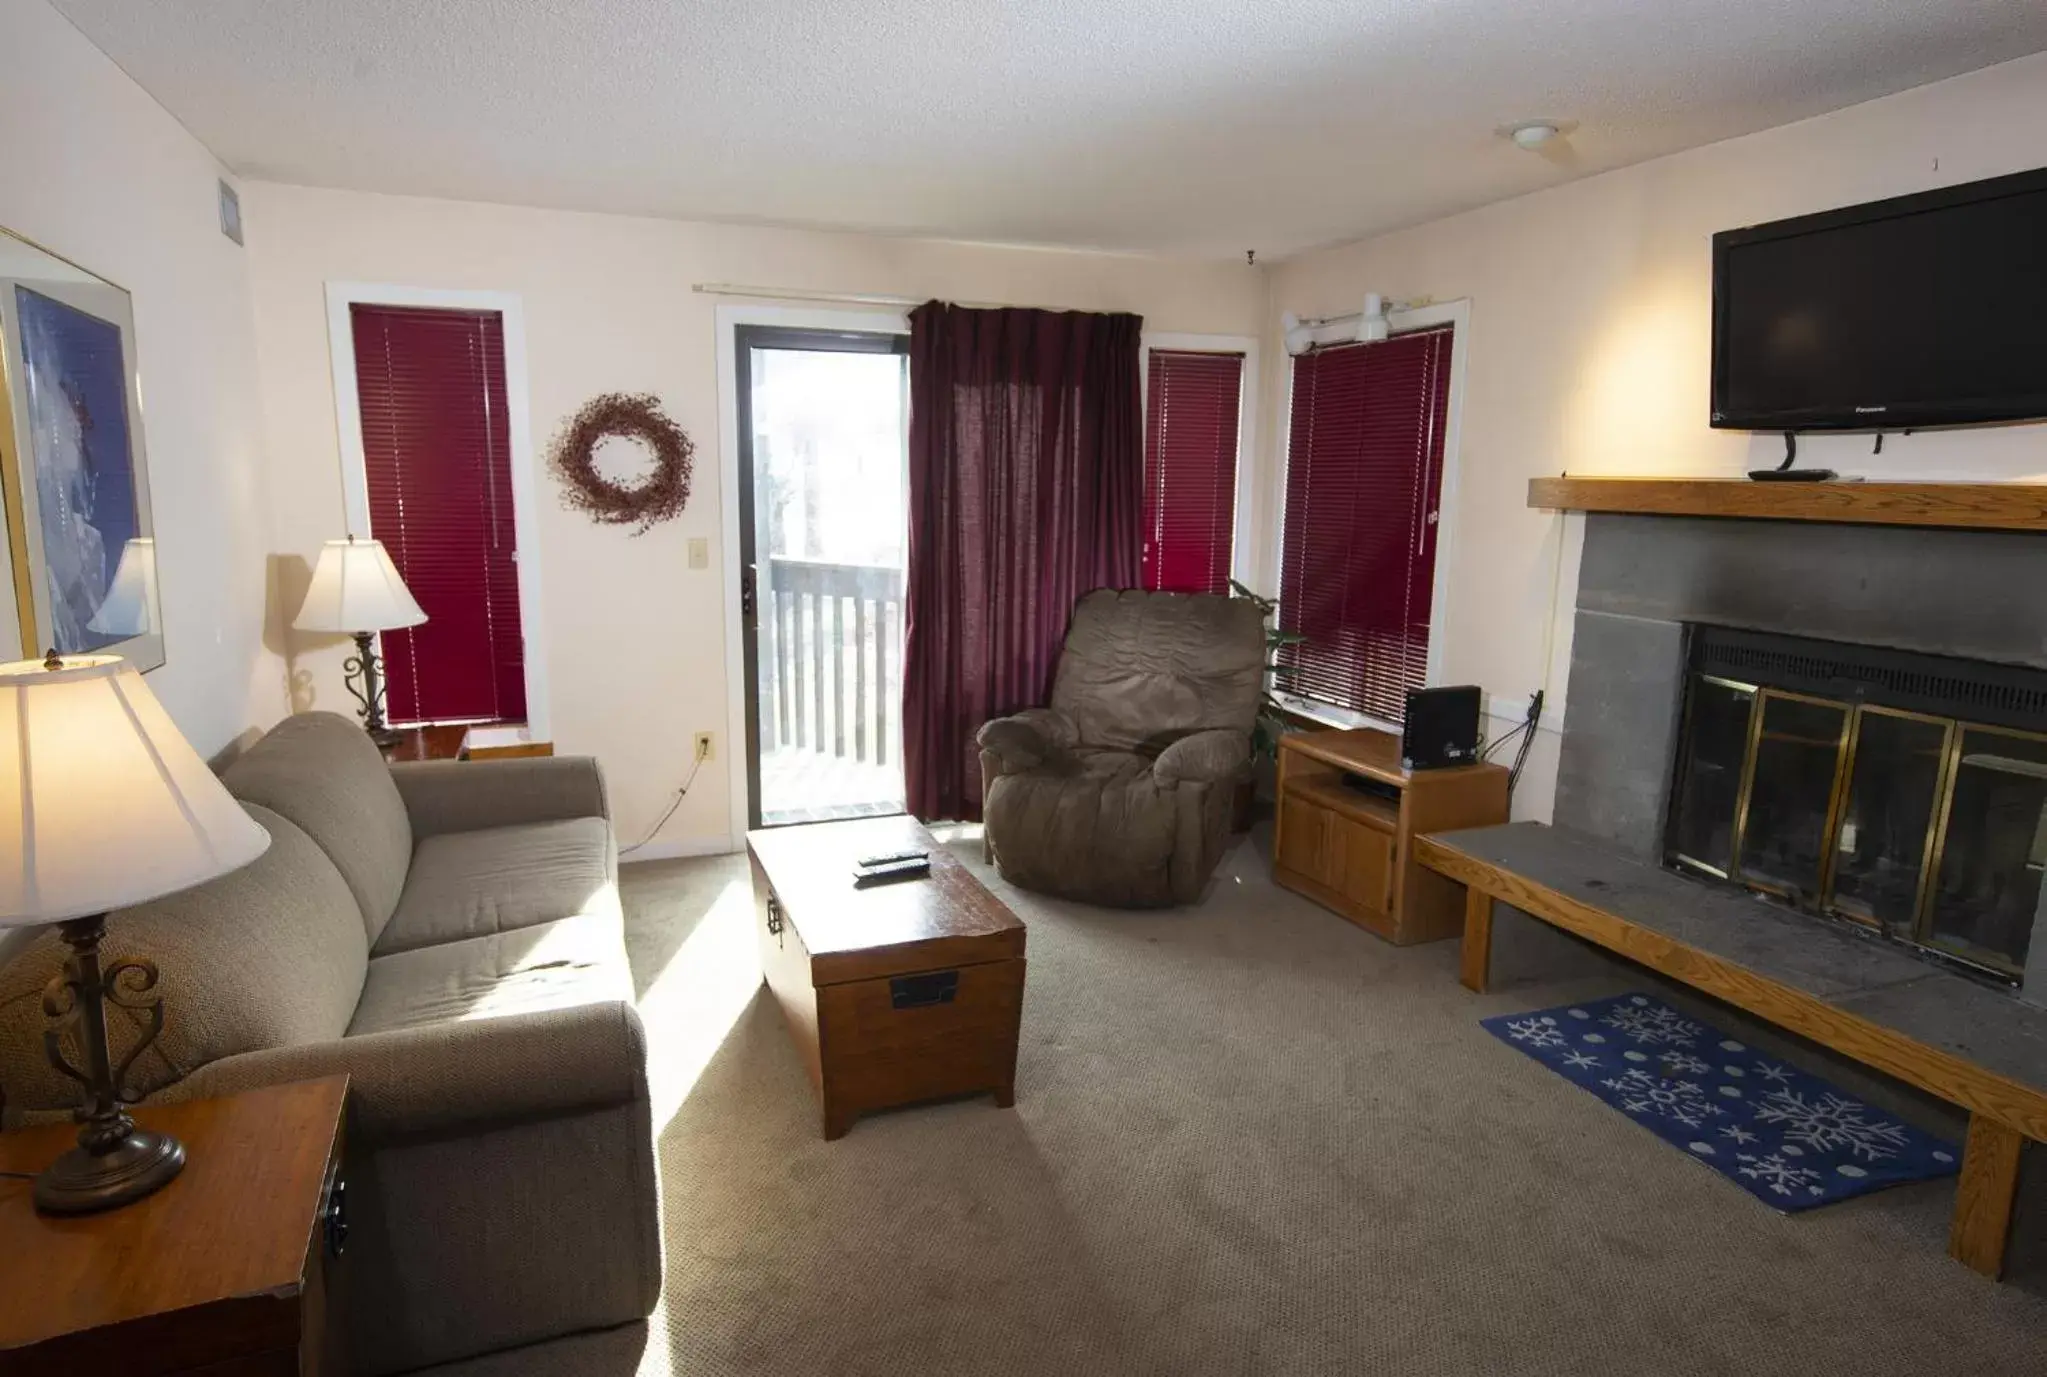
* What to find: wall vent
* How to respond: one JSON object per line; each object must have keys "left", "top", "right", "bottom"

{"left": 218, "top": 180, "right": 243, "bottom": 246}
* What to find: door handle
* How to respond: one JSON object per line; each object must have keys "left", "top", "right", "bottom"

{"left": 741, "top": 564, "right": 758, "bottom": 621}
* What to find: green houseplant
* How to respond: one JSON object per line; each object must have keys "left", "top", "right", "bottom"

{"left": 1229, "top": 579, "right": 1306, "bottom": 762}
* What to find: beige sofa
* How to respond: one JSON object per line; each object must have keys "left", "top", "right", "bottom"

{"left": 0, "top": 712, "right": 658, "bottom": 1376}
{"left": 977, "top": 589, "right": 1266, "bottom": 907}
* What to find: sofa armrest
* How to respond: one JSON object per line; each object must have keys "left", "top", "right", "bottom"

{"left": 390, "top": 757, "right": 610, "bottom": 838}
{"left": 976, "top": 708, "right": 1080, "bottom": 776}
{"left": 1153, "top": 729, "right": 1250, "bottom": 788}
{"left": 164, "top": 1000, "right": 647, "bottom": 1146}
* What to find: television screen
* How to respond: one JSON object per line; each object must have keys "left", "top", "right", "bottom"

{"left": 1711, "top": 167, "right": 2047, "bottom": 431}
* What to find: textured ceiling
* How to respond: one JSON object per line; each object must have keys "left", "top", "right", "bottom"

{"left": 51, "top": 0, "right": 2047, "bottom": 258}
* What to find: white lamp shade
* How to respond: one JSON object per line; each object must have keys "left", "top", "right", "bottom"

{"left": 86, "top": 537, "right": 159, "bottom": 637}
{"left": 293, "top": 537, "right": 427, "bottom": 634}
{"left": 0, "top": 655, "right": 270, "bottom": 925}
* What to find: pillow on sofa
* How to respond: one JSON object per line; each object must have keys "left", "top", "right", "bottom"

{"left": 0, "top": 803, "right": 368, "bottom": 1117}
{"left": 225, "top": 711, "right": 413, "bottom": 946}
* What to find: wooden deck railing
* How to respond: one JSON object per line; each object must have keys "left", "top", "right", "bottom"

{"left": 761, "top": 557, "right": 903, "bottom": 766}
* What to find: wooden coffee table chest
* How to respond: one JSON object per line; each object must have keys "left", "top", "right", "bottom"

{"left": 748, "top": 816, "right": 1026, "bottom": 1139}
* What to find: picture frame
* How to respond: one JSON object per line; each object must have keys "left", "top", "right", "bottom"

{"left": 0, "top": 226, "right": 163, "bottom": 672}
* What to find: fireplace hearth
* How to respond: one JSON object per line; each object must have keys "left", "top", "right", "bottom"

{"left": 1665, "top": 626, "right": 2047, "bottom": 983}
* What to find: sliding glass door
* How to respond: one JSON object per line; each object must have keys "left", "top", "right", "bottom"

{"left": 735, "top": 326, "right": 910, "bottom": 827}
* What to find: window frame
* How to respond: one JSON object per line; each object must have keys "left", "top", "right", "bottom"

{"left": 1269, "top": 299, "right": 1469, "bottom": 733}
{"left": 1140, "top": 332, "right": 1260, "bottom": 594}
{"left": 324, "top": 282, "right": 551, "bottom": 739}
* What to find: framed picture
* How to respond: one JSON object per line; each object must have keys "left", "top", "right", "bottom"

{"left": 0, "top": 226, "right": 163, "bottom": 672}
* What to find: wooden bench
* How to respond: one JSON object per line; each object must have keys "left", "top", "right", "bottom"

{"left": 1414, "top": 821, "right": 2047, "bottom": 1280}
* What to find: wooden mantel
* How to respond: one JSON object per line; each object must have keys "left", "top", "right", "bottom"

{"left": 1527, "top": 477, "right": 2047, "bottom": 532}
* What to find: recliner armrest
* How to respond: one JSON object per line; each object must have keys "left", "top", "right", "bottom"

{"left": 391, "top": 757, "right": 610, "bottom": 838}
{"left": 976, "top": 708, "right": 1080, "bottom": 775}
{"left": 164, "top": 1000, "right": 648, "bottom": 1146}
{"left": 1153, "top": 729, "right": 1251, "bottom": 788}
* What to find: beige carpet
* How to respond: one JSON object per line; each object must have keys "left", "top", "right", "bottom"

{"left": 473, "top": 829, "right": 2047, "bottom": 1376}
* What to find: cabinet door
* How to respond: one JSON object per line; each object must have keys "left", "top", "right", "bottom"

{"left": 1277, "top": 796, "right": 1332, "bottom": 884}
{"left": 1329, "top": 814, "right": 1395, "bottom": 917}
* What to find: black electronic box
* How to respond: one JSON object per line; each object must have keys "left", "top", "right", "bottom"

{"left": 1400, "top": 685, "right": 1481, "bottom": 770}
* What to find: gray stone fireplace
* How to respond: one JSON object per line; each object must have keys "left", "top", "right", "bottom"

{"left": 1553, "top": 513, "right": 2047, "bottom": 998}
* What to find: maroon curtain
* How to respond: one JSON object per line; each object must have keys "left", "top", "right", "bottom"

{"left": 902, "top": 302, "right": 1143, "bottom": 821}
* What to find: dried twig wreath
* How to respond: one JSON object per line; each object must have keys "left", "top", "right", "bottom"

{"left": 549, "top": 392, "right": 694, "bottom": 534}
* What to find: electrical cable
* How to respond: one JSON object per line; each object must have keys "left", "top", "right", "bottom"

{"left": 1508, "top": 690, "right": 1545, "bottom": 796}
{"left": 619, "top": 751, "right": 707, "bottom": 856}
{"left": 1483, "top": 719, "right": 1531, "bottom": 762}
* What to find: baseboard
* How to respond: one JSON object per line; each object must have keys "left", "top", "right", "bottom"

{"left": 619, "top": 835, "right": 740, "bottom": 864}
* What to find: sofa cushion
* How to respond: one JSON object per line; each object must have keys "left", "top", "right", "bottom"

{"left": 0, "top": 803, "right": 367, "bottom": 1115}
{"left": 224, "top": 711, "right": 413, "bottom": 946}
{"left": 376, "top": 817, "right": 619, "bottom": 956}
{"left": 1050, "top": 589, "right": 1266, "bottom": 753}
{"left": 983, "top": 749, "right": 1182, "bottom": 906}
{"left": 349, "top": 912, "right": 633, "bottom": 1038}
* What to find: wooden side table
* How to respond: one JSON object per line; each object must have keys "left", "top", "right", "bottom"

{"left": 0, "top": 1076, "right": 350, "bottom": 1376}
{"left": 381, "top": 722, "right": 553, "bottom": 763}
{"left": 1273, "top": 728, "right": 1510, "bottom": 944}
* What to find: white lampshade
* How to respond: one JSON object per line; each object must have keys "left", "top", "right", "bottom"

{"left": 86, "top": 537, "right": 159, "bottom": 637}
{"left": 293, "top": 537, "right": 427, "bottom": 634}
{"left": 0, "top": 655, "right": 270, "bottom": 925}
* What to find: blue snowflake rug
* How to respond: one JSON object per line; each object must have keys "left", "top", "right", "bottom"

{"left": 1483, "top": 992, "right": 1960, "bottom": 1211}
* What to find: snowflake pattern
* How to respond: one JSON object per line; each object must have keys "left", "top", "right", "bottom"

{"left": 1753, "top": 1089, "right": 1912, "bottom": 1162}
{"left": 1600, "top": 1067, "right": 1727, "bottom": 1129}
{"left": 1737, "top": 1152, "right": 1826, "bottom": 1199}
{"left": 1503, "top": 1015, "right": 1567, "bottom": 1049}
{"left": 1482, "top": 992, "right": 1960, "bottom": 1212}
{"left": 1600, "top": 998, "right": 1705, "bottom": 1049}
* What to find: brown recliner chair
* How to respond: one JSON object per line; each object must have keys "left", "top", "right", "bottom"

{"left": 976, "top": 588, "right": 1266, "bottom": 907}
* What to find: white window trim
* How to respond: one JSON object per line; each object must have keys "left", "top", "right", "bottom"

{"left": 714, "top": 302, "right": 910, "bottom": 850}
{"left": 1139, "top": 332, "right": 1262, "bottom": 593}
{"left": 1270, "top": 299, "right": 1471, "bottom": 734}
{"left": 323, "top": 282, "right": 551, "bottom": 740}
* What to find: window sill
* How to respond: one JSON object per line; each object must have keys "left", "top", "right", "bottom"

{"left": 1273, "top": 693, "right": 1403, "bottom": 736}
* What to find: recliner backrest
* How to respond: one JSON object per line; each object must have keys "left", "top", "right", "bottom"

{"left": 1049, "top": 589, "right": 1265, "bottom": 753}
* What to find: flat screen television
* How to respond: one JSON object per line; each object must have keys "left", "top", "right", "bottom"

{"left": 1711, "top": 166, "right": 2047, "bottom": 431}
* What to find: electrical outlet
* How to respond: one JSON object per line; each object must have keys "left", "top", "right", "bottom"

{"left": 694, "top": 732, "right": 715, "bottom": 761}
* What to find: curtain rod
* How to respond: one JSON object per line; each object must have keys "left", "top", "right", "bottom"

{"left": 691, "top": 282, "right": 1056, "bottom": 311}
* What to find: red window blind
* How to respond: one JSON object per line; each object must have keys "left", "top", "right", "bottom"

{"left": 1277, "top": 326, "right": 1452, "bottom": 722}
{"left": 351, "top": 304, "right": 525, "bottom": 726}
{"left": 1142, "top": 349, "right": 1244, "bottom": 596}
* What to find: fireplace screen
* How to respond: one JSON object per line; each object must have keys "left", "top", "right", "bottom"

{"left": 1666, "top": 630, "right": 2047, "bottom": 982}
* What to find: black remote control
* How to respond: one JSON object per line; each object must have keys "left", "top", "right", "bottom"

{"left": 854, "top": 857, "right": 931, "bottom": 886}
{"left": 857, "top": 848, "right": 929, "bottom": 868}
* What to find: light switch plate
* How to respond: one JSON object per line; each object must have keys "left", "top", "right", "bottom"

{"left": 687, "top": 537, "right": 709, "bottom": 569}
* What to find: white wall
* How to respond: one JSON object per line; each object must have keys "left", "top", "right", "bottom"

{"left": 1261, "top": 51, "right": 2047, "bottom": 821}
{"left": 0, "top": 0, "right": 285, "bottom": 758}
{"left": 241, "top": 182, "right": 1268, "bottom": 853}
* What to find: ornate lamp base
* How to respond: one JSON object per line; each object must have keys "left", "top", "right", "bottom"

{"left": 344, "top": 630, "right": 403, "bottom": 746}
{"left": 34, "top": 1126, "right": 185, "bottom": 1214}
{"left": 35, "top": 913, "right": 187, "bottom": 1216}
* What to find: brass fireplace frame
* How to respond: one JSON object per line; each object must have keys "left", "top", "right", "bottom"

{"left": 1670, "top": 672, "right": 2042, "bottom": 980}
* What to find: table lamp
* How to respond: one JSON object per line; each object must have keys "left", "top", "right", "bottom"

{"left": 0, "top": 652, "right": 270, "bottom": 1213}
{"left": 292, "top": 536, "right": 427, "bottom": 745}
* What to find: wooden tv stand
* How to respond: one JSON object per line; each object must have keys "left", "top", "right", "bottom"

{"left": 1272, "top": 728, "right": 1509, "bottom": 944}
